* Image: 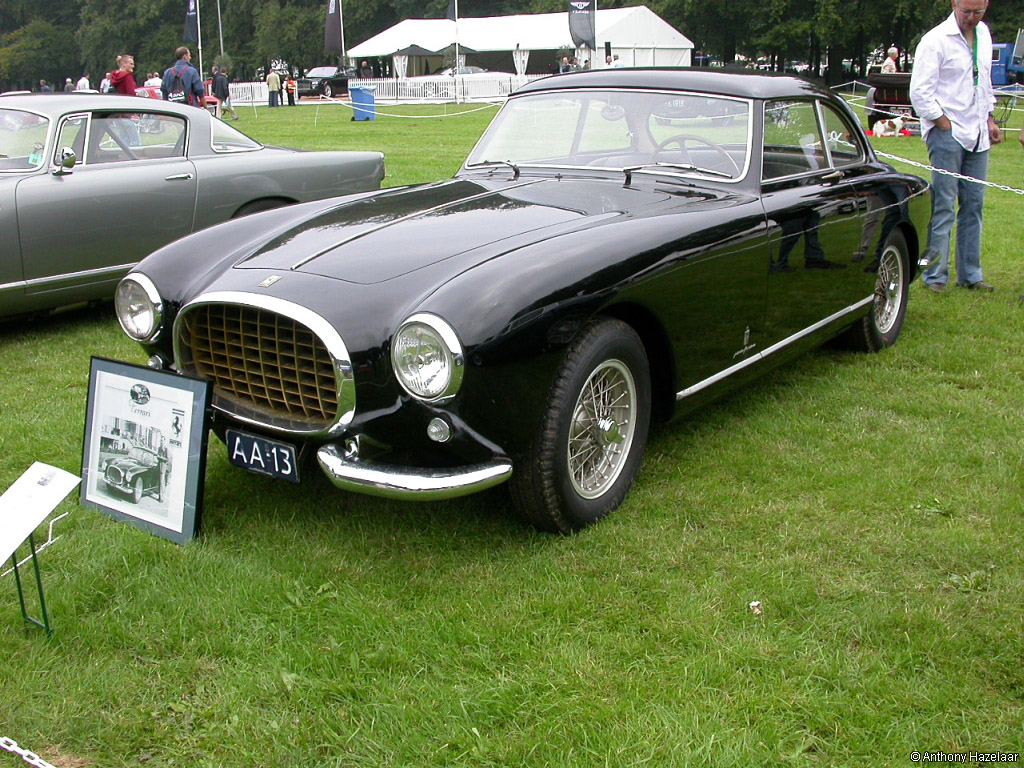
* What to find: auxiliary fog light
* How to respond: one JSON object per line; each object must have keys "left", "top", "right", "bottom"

{"left": 427, "top": 418, "right": 452, "bottom": 443}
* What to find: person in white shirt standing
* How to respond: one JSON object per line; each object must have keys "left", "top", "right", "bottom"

{"left": 910, "top": 0, "right": 1002, "bottom": 293}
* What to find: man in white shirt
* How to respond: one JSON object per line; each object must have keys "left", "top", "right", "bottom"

{"left": 76, "top": 73, "right": 90, "bottom": 90}
{"left": 910, "top": 0, "right": 1002, "bottom": 292}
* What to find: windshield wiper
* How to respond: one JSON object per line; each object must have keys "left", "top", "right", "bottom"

{"left": 468, "top": 159, "right": 520, "bottom": 179}
{"left": 623, "top": 162, "right": 732, "bottom": 185}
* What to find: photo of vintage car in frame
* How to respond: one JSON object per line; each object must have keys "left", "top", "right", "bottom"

{"left": 115, "top": 69, "right": 930, "bottom": 533}
{"left": 0, "top": 93, "right": 385, "bottom": 321}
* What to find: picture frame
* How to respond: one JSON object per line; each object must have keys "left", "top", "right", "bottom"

{"left": 81, "top": 358, "right": 211, "bottom": 545}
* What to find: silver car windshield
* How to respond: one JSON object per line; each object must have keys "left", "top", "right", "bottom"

{"left": 0, "top": 109, "right": 50, "bottom": 172}
{"left": 466, "top": 89, "right": 752, "bottom": 181}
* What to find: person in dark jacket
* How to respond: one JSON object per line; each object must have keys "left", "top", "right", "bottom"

{"left": 211, "top": 66, "right": 238, "bottom": 120}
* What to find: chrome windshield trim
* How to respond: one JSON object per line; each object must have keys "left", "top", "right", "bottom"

{"left": 317, "top": 444, "right": 512, "bottom": 501}
{"left": 174, "top": 290, "right": 355, "bottom": 437}
{"left": 676, "top": 296, "right": 873, "bottom": 401}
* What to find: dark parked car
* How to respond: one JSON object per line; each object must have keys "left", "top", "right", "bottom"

{"left": 0, "top": 93, "right": 384, "bottom": 320}
{"left": 297, "top": 66, "right": 357, "bottom": 98}
{"left": 863, "top": 72, "right": 915, "bottom": 127}
{"left": 115, "top": 70, "right": 930, "bottom": 532}
{"left": 102, "top": 445, "right": 161, "bottom": 503}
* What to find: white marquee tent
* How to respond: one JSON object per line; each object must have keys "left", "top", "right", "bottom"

{"left": 348, "top": 6, "right": 693, "bottom": 77}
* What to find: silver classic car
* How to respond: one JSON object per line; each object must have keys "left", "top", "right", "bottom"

{"left": 0, "top": 93, "right": 385, "bottom": 320}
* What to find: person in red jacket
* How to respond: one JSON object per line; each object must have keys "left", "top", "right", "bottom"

{"left": 109, "top": 54, "right": 138, "bottom": 95}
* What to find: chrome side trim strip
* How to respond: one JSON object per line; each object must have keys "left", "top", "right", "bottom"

{"left": 317, "top": 444, "right": 513, "bottom": 501}
{"left": 22, "top": 262, "right": 136, "bottom": 290}
{"left": 174, "top": 290, "right": 355, "bottom": 437}
{"left": 676, "top": 296, "right": 873, "bottom": 401}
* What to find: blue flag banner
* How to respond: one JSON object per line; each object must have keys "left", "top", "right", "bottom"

{"left": 568, "top": 0, "right": 595, "bottom": 50}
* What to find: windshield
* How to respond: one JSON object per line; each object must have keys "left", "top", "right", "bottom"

{"left": 0, "top": 109, "right": 49, "bottom": 172}
{"left": 466, "top": 89, "right": 752, "bottom": 181}
{"left": 211, "top": 118, "right": 261, "bottom": 152}
{"left": 128, "top": 447, "right": 157, "bottom": 466}
{"left": 306, "top": 67, "right": 338, "bottom": 78}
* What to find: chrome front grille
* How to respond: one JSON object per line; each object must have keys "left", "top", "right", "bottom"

{"left": 176, "top": 301, "right": 342, "bottom": 432}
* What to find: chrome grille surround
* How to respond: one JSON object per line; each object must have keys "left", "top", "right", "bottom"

{"left": 173, "top": 291, "right": 355, "bottom": 438}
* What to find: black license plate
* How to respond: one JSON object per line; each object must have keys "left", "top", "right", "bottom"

{"left": 226, "top": 429, "right": 299, "bottom": 483}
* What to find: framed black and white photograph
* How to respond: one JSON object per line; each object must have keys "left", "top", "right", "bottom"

{"left": 81, "top": 358, "right": 210, "bottom": 545}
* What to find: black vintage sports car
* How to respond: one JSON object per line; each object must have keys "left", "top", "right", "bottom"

{"left": 115, "top": 70, "right": 930, "bottom": 533}
{"left": 102, "top": 445, "right": 161, "bottom": 504}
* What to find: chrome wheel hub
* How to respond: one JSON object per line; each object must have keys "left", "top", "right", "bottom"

{"left": 567, "top": 359, "right": 636, "bottom": 499}
{"left": 873, "top": 244, "right": 904, "bottom": 334}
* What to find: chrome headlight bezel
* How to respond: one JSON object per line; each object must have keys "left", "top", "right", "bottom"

{"left": 391, "top": 313, "right": 464, "bottom": 403}
{"left": 115, "top": 273, "right": 163, "bottom": 343}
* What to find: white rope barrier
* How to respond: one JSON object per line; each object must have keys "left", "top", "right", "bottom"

{"left": 311, "top": 96, "right": 500, "bottom": 126}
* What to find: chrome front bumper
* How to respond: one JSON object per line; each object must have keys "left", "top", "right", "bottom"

{"left": 317, "top": 444, "right": 513, "bottom": 501}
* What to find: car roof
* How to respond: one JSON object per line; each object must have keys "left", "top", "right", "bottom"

{"left": 0, "top": 92, "right": 199, "bottom": 117}
{"left": 514, "top": 68, "right": 833, "bottom": 102}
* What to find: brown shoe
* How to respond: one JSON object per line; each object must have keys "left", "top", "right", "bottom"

{"left": 926, "top": 283, "right": 946, "bottom": 293}
{"left": 964, "top": 281, "right": 994, "bottom": 292}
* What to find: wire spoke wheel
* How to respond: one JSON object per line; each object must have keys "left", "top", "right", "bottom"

{"left": 873, "top": 242, "right": 905, "bottom": 335}
{"left": 510, "top": 318, "right": 651, "bottom": 533}
{"left": 567, "top": 360, "right": 637, "bottom": 499}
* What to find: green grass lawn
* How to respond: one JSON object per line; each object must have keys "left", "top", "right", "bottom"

{"left": 1, "top": 99, "right": 1023, "bottom": 767}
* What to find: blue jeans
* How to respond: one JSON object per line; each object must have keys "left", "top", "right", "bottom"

{"left": 921, "top": 128, "right": 989, "bottom": 287}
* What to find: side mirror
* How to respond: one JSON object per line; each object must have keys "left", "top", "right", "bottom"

{"left": 52, "top": 146, "right": 76, "bottom": 176}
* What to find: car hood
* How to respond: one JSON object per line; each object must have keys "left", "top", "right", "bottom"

{"left": 105, "top": 457, "right": 147, "bottom": 473}
{"left": 233, "top": 176, "right": 722, "bottom": 285}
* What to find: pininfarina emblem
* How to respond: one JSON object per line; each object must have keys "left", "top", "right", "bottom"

{"left": 258, "top": 275, "right": 282, "bottom": 288}
{"left": 733, "top": 327, "right": 757, "bottom": 358}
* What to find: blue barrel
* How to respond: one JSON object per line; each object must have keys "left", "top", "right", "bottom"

{"left": 349, "top": 85, "right": 376, "bottom": 121}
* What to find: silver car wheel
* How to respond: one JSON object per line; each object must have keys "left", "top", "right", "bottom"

{"left": 873, "top": 242, "right": 904, "bottom": 335}
{"left": 567, "top": 359, "right": 637, "bottom": 500}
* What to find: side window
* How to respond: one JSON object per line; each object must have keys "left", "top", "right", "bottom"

{"left": 87, "top": 112, "right": 187, "bottom": 164}
{"left": 761, "top": 100, "right": 826, "bottom": 180}
{"left": 54, "top": 115, "right": 86, "bottom": 166}
{"left": 819, "top": 103, "right": 865, "bottom": 168}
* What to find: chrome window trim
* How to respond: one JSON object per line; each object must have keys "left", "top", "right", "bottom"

{"left": 676, "top": 296, "right": 873, "bottom": 401}
{"left": 173, "top": 291, "right": 355, "bottom": 437}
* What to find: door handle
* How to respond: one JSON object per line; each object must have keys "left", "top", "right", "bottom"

{"left": 165, "top": 173, "right": 194, "bottom": 181}
{"left": 821, "top": 170, "right": 843, "bottom": 181}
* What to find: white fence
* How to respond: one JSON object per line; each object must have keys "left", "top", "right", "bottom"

{"left": 228, "top": 74, "right": 546, "bottom": 105}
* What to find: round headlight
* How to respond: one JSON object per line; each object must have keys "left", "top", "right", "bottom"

{"left": 391, "top": 313, "right": 464, "bottom": 402}
{"left": 115, "top": 274, "right": 163, "bottom": 342}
